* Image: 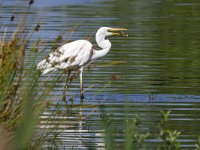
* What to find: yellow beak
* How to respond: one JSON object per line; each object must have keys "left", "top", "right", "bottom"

{"left": 108, "top": 28, "right": 128, "bottom": 37}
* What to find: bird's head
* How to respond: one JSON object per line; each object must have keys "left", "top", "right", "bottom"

{"left": 96, "top": 27, "right": 128, "bottom": 38}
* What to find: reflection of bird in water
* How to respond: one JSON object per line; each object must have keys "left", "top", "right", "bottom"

{"left": 37, "top": 27, "right": 128, "bottom": 102}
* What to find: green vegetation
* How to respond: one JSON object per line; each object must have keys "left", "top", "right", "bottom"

{"left": 0, "top": 5, "right": 58, "bottom": 148}
{"left": 0, "top": 19, "right": 43, "bottom": 150}
{"left": 99, "top": 109, "right": 182, "bottom": 150}
{"left": 1, "top": 1, "right": 200, "bottom": 150}
{"left": 158, "top": 110, "right": 181, "bottom": 150}
{"left": 195, "top": 136, "right": 200, "bottom": 150}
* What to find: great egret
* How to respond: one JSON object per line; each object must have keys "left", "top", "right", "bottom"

{"left": 37, "top": 27, "right": 128, "bottom": 101}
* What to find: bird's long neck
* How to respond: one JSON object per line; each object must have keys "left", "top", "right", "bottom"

{"left": 91, "top": 34, "right": 111, "bottom": 60}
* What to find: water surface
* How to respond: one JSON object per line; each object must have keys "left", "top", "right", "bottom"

{"left": 1, "top": 0, "right": 200, "bottom": 149}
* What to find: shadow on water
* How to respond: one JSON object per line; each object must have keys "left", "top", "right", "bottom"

{"left": 1, "top": 0, "right": 200, "bottom": 149}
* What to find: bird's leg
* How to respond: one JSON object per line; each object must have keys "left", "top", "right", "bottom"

{"left": 79, "top": 68, "right": 84, "bottom": 103}
{"left": 62, "top": 69, "right": 71, "bottom": 102}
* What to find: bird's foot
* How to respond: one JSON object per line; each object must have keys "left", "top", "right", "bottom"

{"left": 80, "top": 93, "right": 84, "bottom": 99}
{"left": 80, "top": 94, "right": 85, "bottom": 104}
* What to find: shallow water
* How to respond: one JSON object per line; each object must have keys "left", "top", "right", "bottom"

{"left": 1, "top": 0, "right": 200, "bottom": 149}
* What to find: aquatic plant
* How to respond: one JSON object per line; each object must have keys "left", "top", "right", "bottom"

{"left": 99, "top": 106, "right": 150, "bottom": 150}
{"left": 157, "top": 110, "right": 181, "bottom": 150}
{"left": 195, "top": 136, "right": 200, "bottom": 150}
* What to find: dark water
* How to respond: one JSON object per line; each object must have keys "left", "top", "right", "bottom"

{"left": 1, "top": 0, "right": 200, "bottom": 149}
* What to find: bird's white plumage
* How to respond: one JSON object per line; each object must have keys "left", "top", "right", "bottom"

{"left": 37, "top": 40, "right": 93, "bottom": 74}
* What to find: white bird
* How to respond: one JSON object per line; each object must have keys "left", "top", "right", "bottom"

{"left": 37, "top": 27, "right": 128, "bottom": 101}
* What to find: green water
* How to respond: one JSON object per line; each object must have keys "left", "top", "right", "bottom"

{"left": 1, "top": 0, "right": 200, "bottom": 149}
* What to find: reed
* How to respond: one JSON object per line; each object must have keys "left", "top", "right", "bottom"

{"left": 0, "top": 8, "right": 59, "bottom": 149}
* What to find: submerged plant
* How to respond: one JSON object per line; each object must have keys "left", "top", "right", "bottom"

{"left": 124, "top": 114, "right": 149, "bottom": 149}
{"left": 99, "top": 106, "right": 150, "bottom": 150}
{"left": 158, "top": 110, "right": 181, "bottom": 150}
{"left": 100, "top": 112, "right": 114, "bottom": 150}
{"left": 195, "top": 136, "right": 200, "bottom": 150}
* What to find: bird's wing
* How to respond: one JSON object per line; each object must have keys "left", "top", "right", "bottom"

{"left": 37, "top": 40, "right": 93, "bottom": 74}
{"left": 55, "top": 40, "right": 93, "bottom": 68}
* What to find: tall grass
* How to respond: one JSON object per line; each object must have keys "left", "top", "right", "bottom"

{"left": 0, "top": 3, "right": 57, "bottom": 149}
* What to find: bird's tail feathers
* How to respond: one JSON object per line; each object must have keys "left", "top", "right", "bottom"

{"left": 41, "top": 67, "right": 56, "bottom": 75}
{"left": 37, "top": 59, "right": 46, "bottom": 70}
{"left": 37, "top": 59, "right": 56, "bottom": 74}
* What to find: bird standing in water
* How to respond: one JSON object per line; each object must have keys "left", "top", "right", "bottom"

{"left": 37, "top": 27, "right": 128, "bottom": 102}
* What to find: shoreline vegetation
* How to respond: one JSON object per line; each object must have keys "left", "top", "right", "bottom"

{"left": 0, "top": 1, "right": 56, "bottom": 149}
{"left": 0, "top": 1, "right": 200, "bottom": 149}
